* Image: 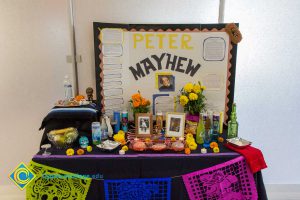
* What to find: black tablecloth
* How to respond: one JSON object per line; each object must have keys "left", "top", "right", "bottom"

{"left": 33, "top": 144, "right": 268, "bottom": 200}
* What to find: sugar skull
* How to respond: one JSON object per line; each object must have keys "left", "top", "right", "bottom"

{"left": 79, "top": 136, "right": 89, "bottom": 148}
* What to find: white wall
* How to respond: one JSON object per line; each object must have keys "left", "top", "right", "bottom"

{"left": 73, "top": 0, "right": 220, "bottom": 93}
{"left": 224, "top": 0, "right": 300, "bottom": 184}
{"left": 0, "top": 0, "right": 73, "bottom": 188}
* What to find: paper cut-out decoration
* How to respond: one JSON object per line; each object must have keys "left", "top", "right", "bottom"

{"left": 103, "top": 44, "right": 123, "bottom": 57}
{"left": 203, "top": 37, "right": 226, "bottom": 61}
{"left": 225, "top": 23, "right": 242, "bottom": 44}
{"left": 182, "top": 156, "right": 257, "bottom": 200}
{"left": 104, "top": 88, "right": 123, "bottom": 97}
{"left": 103, "top": 64, "right": 122, "bottom": 70}
{"left": 100, "top": 28, "right": 123, "bottom": 44}
{"left": 104, "top": 178, "right": 171, "bottom": 200}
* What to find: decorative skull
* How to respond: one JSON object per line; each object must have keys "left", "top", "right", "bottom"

{"left": 86, "top": 87, "right": 94, "bottom": 101}
{"left": 79, "top": 136, "right": 89, "bottom": 148}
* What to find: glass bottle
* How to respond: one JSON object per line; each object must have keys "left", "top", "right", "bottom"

{"left": 101, "top": 115, "right": 108, "bottom": 140}
{"left": 227, "top": 103, "right": 239, "bottom": 139}
{"left": 92, "top": 122, "right": 102, "bottom": 145}
{"left": 196, "top": 115, "right": 204, "bottom": 144}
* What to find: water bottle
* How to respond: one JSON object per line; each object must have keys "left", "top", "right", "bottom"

{"left": 64, "top": 75, "right": 73, "bottom": 100}
{"left": 92, "top": 122, "right": 102, "bottom": 145}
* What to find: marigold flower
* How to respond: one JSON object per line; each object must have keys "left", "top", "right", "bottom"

{"left": 184, "top": 83, "right": 193, "bottom": 93}
{"left": 141, "top": 98, "right": 148, "bottom": 106}
{"left": 201, "top": 86, "right": 206, "bottom": 90}
{"left": 193, "top": 84, "right": 201, "bottom": 93}
{"left": 131, "top": 93, "right": 141, "bottom": 101}
{"left": 133, "top": 100, "right": 140, "bottom": 108}
{"left": 185, "top": 148, "right": 191, "bottom": 155}
{"left": 189, "top": 93, "right": 198, "bottom": 101}
{"left": 218, "top": 137, "right": 224, "bottom": 143}
{"left": 66, "top": 148, "right": 74, "bottom": 156}
{"left": 213, "top": 147, "right": 220, "bottom": 153}
{"left": 180, "top": 95, "right": 189, "bottom": 106}
{"left": 210, "top": 142, "right": 218, "bottom": 149}
{"left": 77, "top": 148, "right": 85, "bottom": 155}
{"left": 121, "top": 145, "right": 129, "bottom": 151}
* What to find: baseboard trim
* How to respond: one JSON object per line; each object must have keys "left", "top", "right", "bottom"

{"left": 0, "top": 185, "right": 25, "bottom": 200}
{"left": 266, "top": 184, "right": 300, "bottom": 200}
{"left": 1, "top": 184, "right": 300, "bottom": 199}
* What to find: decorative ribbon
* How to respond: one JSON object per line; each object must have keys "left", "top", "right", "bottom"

{"left": 182, "top": 156, "right": 258, "bottom": 200}
{"left": 26, "top": 161, "right": 92, "bottom": 200}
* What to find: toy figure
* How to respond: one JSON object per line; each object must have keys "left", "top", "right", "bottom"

{"left": 86, "top": 87, "right": 93, "bottom": 101}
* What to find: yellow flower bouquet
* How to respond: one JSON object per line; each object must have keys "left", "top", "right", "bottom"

{"left": 129, "top": 91, "right": 151, "bottom": 114}
{"left": 178, "top": 82, "right": 206, "bottom": 115}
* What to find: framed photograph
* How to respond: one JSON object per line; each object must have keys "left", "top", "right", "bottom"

{"left": 135, "top": 113, "right": 153, "bottom": 137}
{"left": 166, "top": 112, "right": 185, "bottom": 138}
{"left": 158, "top": 74, "right": 175, "bottom": 92}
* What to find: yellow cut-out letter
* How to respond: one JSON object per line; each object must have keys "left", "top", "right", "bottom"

{"left": 169, "top": 34, "right": 178, "bottom": 49}
{"left": 145, "top": 34, "right": 155, "bottom": 49}
{"left": 181, "top": 34, "right": 193, "bottom": 49}
{"left": 133, "top": 34, "right": 144, "bottom": 48}
{"left": 156, "top": 34, "right": 166, "bottom": 49}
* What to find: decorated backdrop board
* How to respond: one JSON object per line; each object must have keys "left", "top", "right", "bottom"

{"left": 93, "top": 23, "right": 238, "bottom": 122}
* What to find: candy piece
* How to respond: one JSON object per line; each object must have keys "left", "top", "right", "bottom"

{"left": 77, "top": 149, "right": 85, "bottom": 155}
{"left": 201, "top": 148, "right": 207, "bottom": 154}
{"left": 86, "top": 146, "right": 93, "bottom": 152}
{"left": 171, "top": 137, "right": 176, "bottom": 142}
{"left": 66, "top": 148, "right": 74, "bottom": 156}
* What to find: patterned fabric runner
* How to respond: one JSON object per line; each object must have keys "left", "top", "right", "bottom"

{"left": 182, "top": 156, "right": 258, "bottom": 200}
{"left": 26, "top": 161, "right": 92, "bottom": 200}
{"left": 104, "top": 178, "right": 171, "bottom": 200}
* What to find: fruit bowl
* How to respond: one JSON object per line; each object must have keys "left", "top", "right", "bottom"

{"left": 47, "top": 127, "right": 78, "bottom": 149}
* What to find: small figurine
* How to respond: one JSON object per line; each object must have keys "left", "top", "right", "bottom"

{"left": 86, "top": 87, "right": 94, "bottom": 101}
{"left": 79, "top": 136, "right": 89, "bottom": 148}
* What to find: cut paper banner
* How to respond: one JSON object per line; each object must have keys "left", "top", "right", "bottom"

{"left": 26, "top": 161, "right": 91, "bottom": 200}
{"left": 100, "top": 28, "right": 123, "bottom": 44}
{"left": 182, "top": 156, "right": 258, "bottom": 200}
{"left": 104, "top": 178, "right": 171, "bottom": 200}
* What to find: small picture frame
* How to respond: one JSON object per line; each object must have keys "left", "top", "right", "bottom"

{"left": 158, "top": 74, "right": 175, "bottom": 92}
{"left": 135, "top": 113, "right": 153, "bottom": 137}
{"left": 166, "top": 112, "right": 185, "bottom": 138}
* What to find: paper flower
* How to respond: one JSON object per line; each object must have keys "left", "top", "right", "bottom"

{"left": 189, "top": 93, "right": 198, "bottom": 101}
{"left": 77, "top": 149, "right": 85, "bottom": 155}
{"left": 66, "top": 148, "right": 74, "bottom": 156}
{"left": 210, "top": 142, "right": 218, "bottom": 149}
{"left": 184, "top": 83, "right": 193, "bottom": 93}
{"left": 213, "top": 147, "right": 220, "bottom": 153}
{"left": 180, "top": 95, "right": 189, "bottom": 106}
{"left": 86, "top": 146, "right": 93, "bottom": 152}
